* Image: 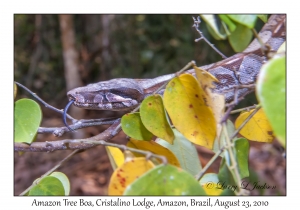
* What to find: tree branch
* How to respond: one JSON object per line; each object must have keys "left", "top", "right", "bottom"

{"left": 14, "top": 119, "right": 121, "bottom": 152}
{"left": 37, "top": 117, "right": 118, "bottom": 136}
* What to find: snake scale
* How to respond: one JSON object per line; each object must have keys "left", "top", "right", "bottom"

{"left": 66, "top": 15, "right": 286, "bottom": 116}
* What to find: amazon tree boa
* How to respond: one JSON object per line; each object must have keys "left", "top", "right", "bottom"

{"left": 66, "top": 15, "right": 286, "bottom": 113}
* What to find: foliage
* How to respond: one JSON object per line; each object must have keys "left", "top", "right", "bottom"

{"left": 201, "top": 14, "right": 260, "bottom": 52}
{"left": 14, "top": 14, "right": 285, "bottom": 196}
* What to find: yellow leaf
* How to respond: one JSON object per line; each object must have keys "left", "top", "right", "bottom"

{"left": 163, "top": 74, "right": 216, "bottom": 149}
{"left": 127, "top": 139, "right": 180, "bottom": 167}
{"left": 194, "top": 66, "right": 225, "bottom": 140}
{"left": 108, "top": 157, "right": 155, "bottom": 195}
{"left": 105, "top": 146, "right": 124, "bottom": 170}
{"left": 202, "top": 183, "right": 223, "bottom": 196}
{"left": 235, "top": 108, "right": 274, "bottom": 142}
{"left": 194, "top": 66, "right": 219, "bottom": 87}
{"left": 199, "top": 173, "right": 223, "bottom": 195}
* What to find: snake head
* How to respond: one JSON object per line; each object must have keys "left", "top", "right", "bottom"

{"left": 67, "top": 78, "right": 144, "bottom": 111}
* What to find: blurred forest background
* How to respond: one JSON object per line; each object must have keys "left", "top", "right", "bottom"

{"left": 14, "top": 14, "right": 285, "bottom": 195}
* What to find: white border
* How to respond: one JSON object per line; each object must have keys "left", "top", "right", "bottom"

{"left": 2, "top": 0, "right": 297, "bottom": 208}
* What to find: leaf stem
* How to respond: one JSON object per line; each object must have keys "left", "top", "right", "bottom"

{"left": 230, "top": 105, "right": 258, "bottom": 114}
{"left": 195, "top": 146, "right": 225, "bottom": 181}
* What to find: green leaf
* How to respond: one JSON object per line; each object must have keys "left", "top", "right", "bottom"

{"left": 218, "top": 15, "right": 236, "bottom": 32}
{"left": 14, "top": 99, "right": 42, "bottom": 143}
{"left": 50, "top": 172, "right": 70, "bottom": 195}
{"left": 234, "top": 138, "right": 249, "bottom": 179}
{"left": 218, "top": 158, "right": 237, "bottom": 187}
{"left": 156, "top": 129, "right": 202, "bottom": 176}
{"left": 140, "top": 95, "right": 174, "bottom": 144}
{"left": 256, "top": 56, "right": 286, "bottom": 147}
{"left": 28, "top": 176, "right": 65, "bottom": 196}
{"left": 124, "top": 164, "right": 206, "bottom": 195}
{"left": 228, "top": 23, "right": 253, "bottom": 52}
{"left": 227, "top": 15, "right": 257, "bottom": 28}
{"left": 257, "top": 15, "right": 268, "bottom": 23}
{"left": 121, "top": 113, "right": 153, "bottom": 141}
{"left": 201, "top": 15, "right": 228, "bottom": 40}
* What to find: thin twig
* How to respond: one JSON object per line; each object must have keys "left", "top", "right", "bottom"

{"left": 195, "top": 146, "right": 225, "bottom": 181}
{"left": 72, "top": 140, "right": 168, "bottom": 165}
{"left": 19, "top": 149, "right": 80, "bottom": 195}
{"left": 193, "top": 16, "right": 227, "bottom": 59}
{"left": 230, "top": 105, "right": 258, "bottom": 114}
{"left": 15, "top": 82, "right": 75, "bottom": 122}
{"left": 230, "top": 105, "right": 261, "bottom": 139}
{"left": 252, "top": 28, "right": 271, "bottom": 57}
{"left": 220, "top": 105, "right": 235, "bottom": 124}
{"left": 222, "top": 123, "right": 242, "bottom": 195}
{"left": 37, "top": 117, "right": 119, "bottom": 136}
{"left": 154, "top": 60, "right": 197, "bottom": 95}
{"left": 225, "top": 90, "right": 254, "bottom": 108}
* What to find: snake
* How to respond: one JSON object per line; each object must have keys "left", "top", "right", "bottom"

{"left": 63, "top": 15, "right": 286, "bottom": 130}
